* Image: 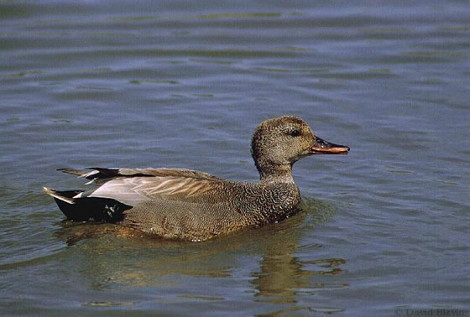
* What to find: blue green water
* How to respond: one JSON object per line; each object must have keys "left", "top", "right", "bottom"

{"left": 1, "top": 1, "right": 469, "bottom": 316}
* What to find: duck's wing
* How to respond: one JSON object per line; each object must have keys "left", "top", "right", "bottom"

{"left": 61, "top": 167, "right": 229, "bottom": 206}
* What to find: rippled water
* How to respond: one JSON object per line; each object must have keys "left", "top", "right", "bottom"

{"left": 1, "top": 1, "right": 469, "bottom": 316}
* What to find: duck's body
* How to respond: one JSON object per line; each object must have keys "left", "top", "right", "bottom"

{"left": 44, "top": 116, "right": 349, "bottom": 241}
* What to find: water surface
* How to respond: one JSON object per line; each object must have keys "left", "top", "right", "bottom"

{"left": 1, "top": 1, "right": 469, "bottom": 316}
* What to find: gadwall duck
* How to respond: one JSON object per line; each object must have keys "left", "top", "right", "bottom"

{"left": 44, "top": 116, "right": 349, "bottom": 241}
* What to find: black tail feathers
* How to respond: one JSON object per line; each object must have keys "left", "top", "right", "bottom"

{"left": 43, "top": 187, "right": 131, "bottom": 222}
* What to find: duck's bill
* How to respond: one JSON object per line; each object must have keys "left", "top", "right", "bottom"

{"left": 310, "top": 137, "right": 350, "bottom": 154}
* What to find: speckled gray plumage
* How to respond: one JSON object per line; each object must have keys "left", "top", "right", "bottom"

{"left": 122, "top": 177, "right": 301, "bottom": 241}
{"left": 44, "top": 115, "right": 349, "bottom": 241}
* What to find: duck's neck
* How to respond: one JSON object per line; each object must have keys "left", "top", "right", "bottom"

{"left": 258, "top": 164, "right": 295, "bottom": 184}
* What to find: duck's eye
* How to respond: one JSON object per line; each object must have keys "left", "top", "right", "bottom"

{"left": 290, "top": 129, "right": 301, "bottom": 137}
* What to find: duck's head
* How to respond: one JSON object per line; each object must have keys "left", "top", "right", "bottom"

{"left": 251, "top": 115, "right": 350, "bottom": 182}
